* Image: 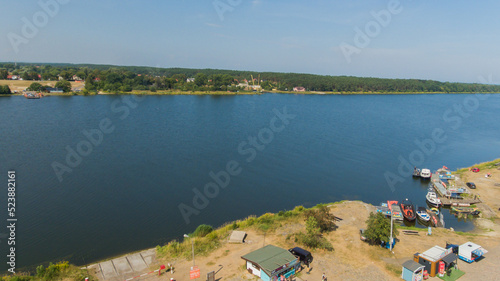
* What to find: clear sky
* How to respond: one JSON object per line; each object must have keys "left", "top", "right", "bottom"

{"left": 1, "top": 0, "right": 499, "bottom": 83}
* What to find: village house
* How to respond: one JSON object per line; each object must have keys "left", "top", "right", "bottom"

{"left": 293, "top": 86, "right": 306, "bottom": 92}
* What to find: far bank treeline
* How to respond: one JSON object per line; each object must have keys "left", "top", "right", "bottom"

{"left": 1, "top": 62, "right": 500, "bottom": 94}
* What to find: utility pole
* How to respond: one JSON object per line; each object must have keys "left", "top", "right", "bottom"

{"left": 184, "top": 234, "right": 195, "bottom": 266}
{"left": 389, "top": 209, "right": 394, "bottom": 252}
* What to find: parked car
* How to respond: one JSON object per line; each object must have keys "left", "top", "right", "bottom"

{"left": 466, "top": 182, "right": 476, "bottom": 189}
{"left": 289, "top": 247, "right": 313, "bottom": 266}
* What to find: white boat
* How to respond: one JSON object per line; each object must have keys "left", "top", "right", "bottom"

{"left": 426, "top": 190, "right": 442, "bottom": 207}
{"left": 420, "top": 168, "right": 431, "bottom": 179}
{"left": 416, "top": 207, "right": 430, "bottom": 222}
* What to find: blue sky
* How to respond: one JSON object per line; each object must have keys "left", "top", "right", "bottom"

{"left": 1, "top": 0, "right": 500, "bottom": 83}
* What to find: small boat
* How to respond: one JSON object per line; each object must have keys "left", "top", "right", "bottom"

{"left": 24, "top": 92, "right": 43, "bottom": 99}
{"left": 420, "top": 169, "right": 431, "bottom": 179}
{"left": 413, "top": 167, "right": 421, "bottom": 177}
{"left": 416, "top": 207, "right": 430, "bottom": 222}
{"left": 400, "top": 199, "right": 416, "bottom": 221}
{"left": 430, "top": 207, "right": 440, "bottom": 215}
{"left": 426, "top": 190, "right": 442, "bottom": 207}
{"left": 451, "top": 206, "right": 480, "bottom": 216}
{"left": 428, "top": 209, "right": 439, "bottom": 227}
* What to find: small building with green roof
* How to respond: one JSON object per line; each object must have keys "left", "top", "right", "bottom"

{"left": 241, "top": 245, "right": 300, "bottom": 281}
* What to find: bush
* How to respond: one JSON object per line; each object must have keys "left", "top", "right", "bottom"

{"left": 0, "top": 85, "right": 12, "bottom": 95}
{"left": 34, "top": 261, "right": 70, "bottom": 280}
{"left": 304, "top": 205, "right": 336, "bottom": 232}
{"left": 193, "top": 224, "right": 214, "bottom": 237}
{"left": 295, "top": 232, "right": 334, "bottom": 251}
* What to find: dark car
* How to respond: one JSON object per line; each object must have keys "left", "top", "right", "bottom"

{"left": 289, "top": 247, "right": 313, "bottom": 265}
{"left": 466, "top": 182, "right": 476, "bottom": 189}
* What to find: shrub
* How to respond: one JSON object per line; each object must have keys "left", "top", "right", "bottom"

{"left": 304, "top": 205, "right": 336, "bottom": 232}
{"left": 193, "top": 224, "right": 214, "bottom": 237}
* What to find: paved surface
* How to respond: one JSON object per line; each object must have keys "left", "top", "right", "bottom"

{"left": 85, "top": 248, "right": 158, "bottom": 280}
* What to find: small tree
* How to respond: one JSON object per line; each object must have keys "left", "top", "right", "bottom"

{"left": 27, "top": 82, "right": 44, "bottom": 91}
{"left": 364, "top": 212, "right": 398, "bottom": 244}
{"left": 304, "top": 204, "right": 336, "bottom": 232}
{"left": 305, "top": 216, "right": 320, "bottom": 236}
{"left": 0, "top": 85, "right": 12, "bottom": 95}
{"left": 55, "top": 80, "right": 72, "bottom": 92}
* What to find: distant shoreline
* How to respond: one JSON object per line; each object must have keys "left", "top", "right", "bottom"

{"left": 5, "top": 90, "right": 500, "bottom": 97}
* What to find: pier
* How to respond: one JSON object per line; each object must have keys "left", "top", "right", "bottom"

{"left": 439, "top": 197, "right": 481, "bottom": 206}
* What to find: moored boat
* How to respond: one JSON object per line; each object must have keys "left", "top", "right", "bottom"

{"left": 413, "top": 167, "right": 420, "bottom": 177}
{"left": 426, "top": 189, "right": 442, "bottom": 207}
{"left": 400, "top": 198, "right": 416, "bottom": 221}
{"left": 24, "top": 91, "right": 43, "bottom": 99}
{"left": 416, "top": 207, "right": 430, "bottom": 222}
{"left": 420, "top": 169, "right": 431, "bottom": 179}
{"left": 451, "top": 206, "right": 480, "bottom": 216}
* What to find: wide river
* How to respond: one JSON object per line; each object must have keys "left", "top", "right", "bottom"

{"left": 1, "top": 93, "right": 499, "bottom": 270}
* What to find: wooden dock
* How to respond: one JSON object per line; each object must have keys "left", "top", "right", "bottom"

{"left": 439, "top": 197, "right": 481, "bottom": 206}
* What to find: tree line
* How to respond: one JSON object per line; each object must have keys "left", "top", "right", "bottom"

{"left": 1, "top": 62, "right": 500, "bottom": 93}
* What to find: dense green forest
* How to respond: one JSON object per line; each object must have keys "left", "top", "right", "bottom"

{"left": 1, "top": 62, "right": 499, "bottom": 93}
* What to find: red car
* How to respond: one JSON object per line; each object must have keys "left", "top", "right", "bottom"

{"left": 471, "top": 167, "right": 480, "bottom": 173}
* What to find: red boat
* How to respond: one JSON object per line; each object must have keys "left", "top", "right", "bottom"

{"left": 400, "top": 199, "right": 416, "bottom": 221}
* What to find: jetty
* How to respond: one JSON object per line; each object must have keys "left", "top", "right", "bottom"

{"left": 431, "top": 173, "right": 448, "bottom": 196}
{"left": 430, "top": 172, "right": 481, "bottom": 206}
{"left": 439, "top": 197, "right": 481, "bottom": 206}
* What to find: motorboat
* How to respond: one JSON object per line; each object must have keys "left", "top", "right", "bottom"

{"left": 426, "top": 190, "right": 442, "bottom": 207}
{"left": 420, "top": 169, "right": 431, "bottom": 179}
{"left": 413, "top": 167, "right": 421, "bottom": 177}
{"left": 416, "top": 207, "right": 430, "bottom": 222}
{"left": 400, "top": 198, "right": 416, "bottom": 221}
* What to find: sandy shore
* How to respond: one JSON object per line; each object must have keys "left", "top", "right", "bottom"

{"left": 131, "top": 200, "right": 499, "bottom": 281}
{"left": 78, "top": 159, "right": 500, "bottom": 281}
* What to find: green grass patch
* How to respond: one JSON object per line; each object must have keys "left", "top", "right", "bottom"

{"left": 454, "top": 231, "right": 478, "bottom": 237}
{"left": 1, "top": 262, "right": 96, "bottom": 281}
{"left": 455, "top": 158, "right": 500, "bottom": 174}
{"left": 399, "top": 226, "right": 424, "bottom": 231}
{"left": 438, "top": 268, "right": 465, "bottom": 281}
{"left": 385, "top": 263, "right": 402, "bottom": 277}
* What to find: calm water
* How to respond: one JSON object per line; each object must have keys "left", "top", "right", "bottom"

{"left": 1, "top": 93, "right": 499, "bottom": 270}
